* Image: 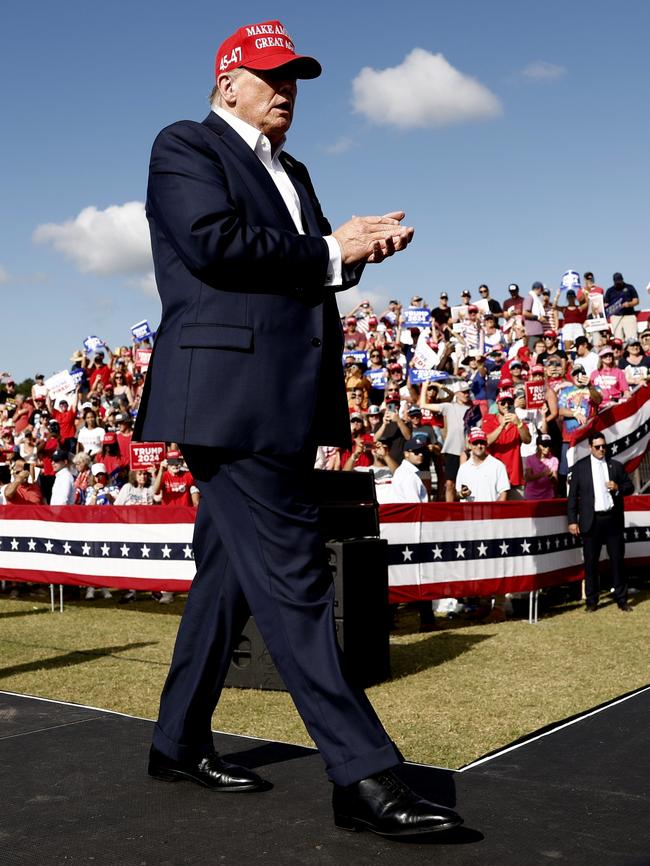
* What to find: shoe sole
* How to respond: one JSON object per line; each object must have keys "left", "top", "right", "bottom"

{"left": 148, "top": 765, "right": 270, "bottom": 793}
{"left": 334, "top": 814, "right": 463, "bottom": 836}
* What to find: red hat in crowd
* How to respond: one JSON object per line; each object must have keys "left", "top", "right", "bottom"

{"left": 215, "top": 20, "right": 321, "bottom": 81}
{"left": 468, "top": 427, "right": 487, "bottom": 444}
{"left": 385, "top": 394, "right": 400, "bottom": 405}
{"left": 498, "top": 389, "right": 515, "bottom": 401}
{"left": 610, "top": 338, "right": 623, "bottom": 349}
{"left": 388, "top": 363, "right": 402, "bottom": 372}
{"left": 345, "top": 316, "right": 357, "bottom": 325}
{"left": 530, "top": 363, "right": 545, "bottom": 375}
{"left": 499, "top": 377, "right": 514, "bottom": 388}
{"left": 543, "top": 330, "right": 558, "bottom": 339}
{"left": 368, "top": 316, "right": 378, "bottom": 326}
{"left": 103, "top": 432, "right": 117, "bottom": 445}
{"left": 167, "top": 449, "right": 182, "bottom": 459}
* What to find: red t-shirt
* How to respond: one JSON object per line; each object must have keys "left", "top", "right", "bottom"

{"left": 53, "top": 407, "right": 77, "bottom": 441}
{"left": 39, "top": 436, "right": 59, "bottom": 477}
{"left": 482, "top": 413, "right": 525, "bottom": 487}
{"left": 6, "top": 482, "right": 45, "bottom": 504}
{"left": 160, "top": 470, "right": 195, "bottom": 506}
{"left": 89, "top": 364, "right": 111, "bottom": 390}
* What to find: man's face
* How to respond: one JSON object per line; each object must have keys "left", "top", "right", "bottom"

{"left": 590, "top": 438, "right": 607, "bottom": 459}
{"left": 227, "top": 67, "right": 297, "bottom": 145}
{"left": 470, "top": 440, "right": 487, "bottom": 461}
{"left": 404, "top": 448, "right": 425, "bottom": 466}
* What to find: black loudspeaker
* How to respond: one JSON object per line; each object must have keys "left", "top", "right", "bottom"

{"left": 225, "top": 538, "right": 390, "bottom": 690}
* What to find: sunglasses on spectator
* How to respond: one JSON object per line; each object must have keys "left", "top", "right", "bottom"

{"left": 592, "top": 443, "right": 606, "bottom": 450}
{"left": 499, "top": 399, "right": 514, "bottom": 407}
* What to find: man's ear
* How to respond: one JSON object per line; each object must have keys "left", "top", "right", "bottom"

{"left": 217, "top": 72, "right": 238, "bottom": 108}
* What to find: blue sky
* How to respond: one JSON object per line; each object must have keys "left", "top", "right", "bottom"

{"left": 2, "top": 0, "right": 649, "bottom": 380}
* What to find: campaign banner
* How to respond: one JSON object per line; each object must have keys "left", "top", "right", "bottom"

{"left": 366, "top": 368, "right": 388, "bottom": 390}
{"left": 3, "top": 498, "right": 649, "bottom": 600}
{"left": 342, "top": 350, "right": 367, "bottom": 367}
{"left": 135, "top": 348, "right": 152, "bottom": 371}
{"left": 525, "top": 381, "right": 546, "bottom": 410}
{"left": 131, "top": 319, "right": 154, "bottom": 342}
{"left": 409, "top": 368, "right": 449, "bottom": 385}
{"left": 604, "top": 296, "right": 626, "bottom": 319}
{"left": 401, "top": 306, "right": 432, "bottom": 328}
{"left": 45, "top": 370, "right": 76, "bottom": 397}
{"left": 70, "top": 368, "right": 85, "bottom": 387}
{"left": 566, "top": 383, "right": 650, "bottom": 471}
{"left": 83, "top": 336, "right": 105, "bottom": 354}
{"left": 129, "top": 442, "right": 166, "bottom": 470}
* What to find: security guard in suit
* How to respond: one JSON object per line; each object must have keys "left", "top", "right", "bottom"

{"left": 567, "top": 430, "right": 634, "bottom": 611}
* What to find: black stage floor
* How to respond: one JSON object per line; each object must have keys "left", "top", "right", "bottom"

{"left": 1, "top": 688, "right": 649, "bottom": 865}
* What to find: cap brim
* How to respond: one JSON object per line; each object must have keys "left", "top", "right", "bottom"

{"left": 244, "top": 53, "right": 321, "bottom": 79}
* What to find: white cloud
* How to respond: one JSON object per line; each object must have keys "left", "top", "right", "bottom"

{"left": 127, "top": 272, "right": 158, "bottom": 297}
{"left": 522, "top": 61, "right": 566, "bottom": 82}
{"left": 33, "top": 201, "right": 152, "bottom": 277}
{"left": 0, "top": 265, "right": 10, "bottom": 284}
{"left": 323, "top": 136, "right": 357, "bottom": 156}
{"left": 352, "top": 48, "right": 502, "bottom": 129}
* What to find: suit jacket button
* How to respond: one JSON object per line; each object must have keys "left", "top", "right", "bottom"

{"left": 311, "top": 337, "right": 322, "bottom": 348}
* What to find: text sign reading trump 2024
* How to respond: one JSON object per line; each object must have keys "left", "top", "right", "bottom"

{"left": 130, "top": 442, "right": 166, "bottom": 470}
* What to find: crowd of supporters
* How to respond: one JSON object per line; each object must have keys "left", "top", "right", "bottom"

{"left": 1, "top": 273, "right": 648, "bottom": 519}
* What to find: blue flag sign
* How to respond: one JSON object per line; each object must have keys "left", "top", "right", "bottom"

{"left": 402, "top": 306, "right": 432, "bottom": 328}
{"left": 342, "top": 350, "right": 368, "bottom": 367}
{"left": 366, "top": 368, "right": 388, "bottom": 390}
{"left": 131, "top": 319, "right": 154, "bottom": 342}
{"left": 561, "top": 271, "right": 581, "bottom": 292}
{"left": 83, "top": 336, "right": 104, "bottom": 353}
{"left": 409, "top": 368, "right": 449, "bottom": 385}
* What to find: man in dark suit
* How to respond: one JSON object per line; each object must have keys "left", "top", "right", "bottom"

{"left": 136, "top": 20, "right": 462, "bottom": 837}
{"left": 567, "top": 431, "right": 634, "bottom": 612}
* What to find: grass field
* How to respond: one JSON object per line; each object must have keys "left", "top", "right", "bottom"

{"left": 1, "top": 587, "right": 649, "bottom": 768}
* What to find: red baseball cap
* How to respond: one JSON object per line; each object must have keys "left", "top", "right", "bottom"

{"left": 468, "top": 427, "right": 487, "bottom": 444}
{"left": 215, "top": 20, "right": 321, "bottom": 80}
{"left": 103, "top": 432, "right": 117, "bottom": 445}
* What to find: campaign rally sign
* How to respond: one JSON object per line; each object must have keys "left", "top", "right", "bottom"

{"left": 401, "top": 306, "right": 432, "bottom": 328}
{"left": 525, "top": 381, "right": 547, "bottom": 410}
{"left": 135, "top": 348, "right": 152, "bottom": 371}
{"left": 70, "top": 368, "right": 85, "bottom": 387}
{"left": 45, "top": 370, "right": 76, "bottom": 397}
{"left": 411, "top": 333, "right": 438, "bottom": 371}
{"left": 366, "top": 368, "right": 388, "bottom": 390}
{"left": 130, "top": 442, "right": 166, "bottom": 470}
{"left": 131, "top": 319, "right": 154, "bottom": 342}
{"left": 342, "top": 350, "right": 367, "bottom": 367}
{"left": 409, "top": 368, "right": 449, "bottom": 385}
{"left": 561, "top": 270, "right": 581, "bottom": 292}
{"left": 83, "top": 336, "right": 105, "bottom": 354}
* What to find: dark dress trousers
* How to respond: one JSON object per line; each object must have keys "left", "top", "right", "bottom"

{"left": 134, "top": 113, "right": 401, "bottom": 785}
{"left": 567, "top": 454, "right": 633, "bottom": 606}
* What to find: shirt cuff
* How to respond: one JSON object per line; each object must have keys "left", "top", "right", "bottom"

{"left": 323, "top": 235, "right": 343, "bottom": 286}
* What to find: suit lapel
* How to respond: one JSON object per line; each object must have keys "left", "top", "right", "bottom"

{"left": 201, "top": 113, "right": 297, "bottom": 233}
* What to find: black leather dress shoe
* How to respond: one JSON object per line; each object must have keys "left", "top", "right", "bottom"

{"left": 333, "top": 770, "right": 463, "bottom": 837}
{"left": 148, "top": 746, "right": 270, "bottom": 792}
{"left": 617, "top": 603, "right": 633, "bottom": 612}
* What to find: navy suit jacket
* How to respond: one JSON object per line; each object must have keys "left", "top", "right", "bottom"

{"left": 134, "top": 112, "right": 357, "bottom": 454}
{"left": 566, "top": 454, "right": 633, "bottom": 534}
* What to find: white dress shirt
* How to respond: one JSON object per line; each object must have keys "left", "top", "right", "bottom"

{"left": 386, "top": 459, "right": 428, "bottom": 503}
{"left": 590, "top": 454, "right": 614, "bottom": 512}
{"left": 213, "top": 107, "right": 341, "bottom": 285}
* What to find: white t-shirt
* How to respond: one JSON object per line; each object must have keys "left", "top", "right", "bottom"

{"left": 455, "top": 454, "right": 510, "bottom": 502}
{"left": 77, "top": 426, "right": 105, "bottom": 457}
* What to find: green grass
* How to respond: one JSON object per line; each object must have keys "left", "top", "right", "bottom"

{"left": 1, "top": 589, "right": 649, "bottom": 768}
